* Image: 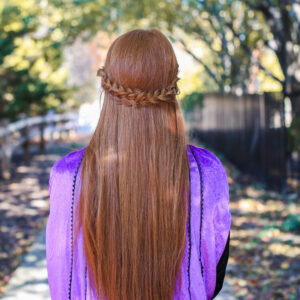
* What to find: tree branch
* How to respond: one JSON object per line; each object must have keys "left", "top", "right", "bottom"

{"left": 177, "top": 38, "right": 224, "bottom": 89}
{"left": 225, "top": 22, "right": 284, "bottom": 84}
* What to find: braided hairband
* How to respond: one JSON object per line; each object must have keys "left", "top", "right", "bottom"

{"left": 96, "top": 66, "right": 180, "bottom": 108}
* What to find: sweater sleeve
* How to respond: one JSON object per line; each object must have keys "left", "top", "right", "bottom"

{"left": 210, "top": 154, "right": 231, "bottom": 298}
{"left": 46, "top": 155, "right": 72, "bottom": 299}
{"left": 188, "top": 145, "right": 231, "bottom": 299}
{"left": 46, "top": 148, "right": 87, "bottom": 299}
{"left": 212, "top": 232, "right": 230, "bottom": 298}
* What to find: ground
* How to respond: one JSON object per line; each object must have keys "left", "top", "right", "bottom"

{"left": 0, "top": 136, "right": 88, "bottom": 296}
{"left": 0, "top": 137, "right": 299, "bottom": 299}
{"left": 192, "top": 141, "right": 300, "bottom": 300}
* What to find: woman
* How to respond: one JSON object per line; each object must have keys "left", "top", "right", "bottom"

{"left": 46, "top": 28, "right": 231, "bottom": 300}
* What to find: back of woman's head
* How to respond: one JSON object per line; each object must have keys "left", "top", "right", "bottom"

{"left": 75, "top": 28, "right": 190, "bottom": 300}
{"left": 100, "top": 28, "right": 180, "bottom": 107}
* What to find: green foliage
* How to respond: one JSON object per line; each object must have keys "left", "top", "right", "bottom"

{"left": 0, "top": 1, "right": 69, "bottom": 120}
{"left": 180, "top": 91, "right": 204, "bottom": 114}
{"left": 1, "top": 0, "right": 300, "bottom": 120}
{"left": 0, "top": 0, "right": 124, "bottom": 120}
{"left": 116, "top": 0, "right": 269, "bottom": 92}
{"left": 280, "top": 213, "right": 300, "bottom": 233}
{"left": 259, "top": 213, "right": 300, "bottom": 233}
{"left": 121, "top": 0, "right": 300, "bottom": 96}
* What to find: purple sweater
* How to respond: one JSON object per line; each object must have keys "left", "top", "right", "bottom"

{"left": 46, "top": 144, "right": 231, "bottom": 299}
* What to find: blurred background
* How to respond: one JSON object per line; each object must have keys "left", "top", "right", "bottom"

{"left": 0, "top": 0, "right": 299, "bottom": 299}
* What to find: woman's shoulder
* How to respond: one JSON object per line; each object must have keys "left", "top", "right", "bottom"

{"left": 187, "top": 143, "right": 226, "bottom": 172}
{"left": 186, "top": 143, "right": 229, "bottom": 199}
{"left": 48, "top": 146, "right": 86, "bottom": 194}
{"left": 50, "top": 147, "right": 86, "bottom": 175}
{"left": 186, "top": 144, "right": 231, "bottom": 300}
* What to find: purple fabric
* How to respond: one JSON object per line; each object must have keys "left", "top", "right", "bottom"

{"left": 46, "top": 144, "right": 231, "bottom": 299}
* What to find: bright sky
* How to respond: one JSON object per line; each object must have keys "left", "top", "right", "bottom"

{"left": 174, "top": 42, "right": 201, "bottom": 77}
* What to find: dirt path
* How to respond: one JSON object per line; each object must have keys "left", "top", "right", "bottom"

{"left": 0, "top": 137, "right": 89, "bottom": 296}
{"left": 189, "top": 140, "right": 300, "bottom": 300}
{"left": 0, "top": 137, "right": 236, "bottom": 299}
{"left": 0, "top": 227, "right": 50, "bottom": 300}
{"left": 3, "top": 137, "right": 297, "bottom": 299}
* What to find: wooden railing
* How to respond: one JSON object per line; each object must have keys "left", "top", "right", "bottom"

{"left": 0, "top": 111, "right": 78, "bottom": 179}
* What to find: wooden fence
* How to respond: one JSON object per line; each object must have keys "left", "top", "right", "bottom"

{"left": 186, "top": 92, "right": 300, "bottom": 193}
{"left": 0, "top": 111, "right": 78, "bottom": 179}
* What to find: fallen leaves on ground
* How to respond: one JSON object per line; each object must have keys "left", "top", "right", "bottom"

{"left": 0, "top": 137, "right": 88, "bottom": 295}
{"left": 221, "top": 155, "right": 300, "bottom": 299}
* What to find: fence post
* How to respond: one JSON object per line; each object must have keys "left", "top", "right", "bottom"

{"left": 39, "top": 118, "right": 45, "bottom": 153}
{"left": 0, "top": 119, "right": 11, "bottom": 180}
{"left": 46, "top": 110, "right": 55, "bottom": 145}
{"left": 281, "top": 96, "right": 288, "bottom": 194}
{"left": 259, "top": 93, "right": 266, "bottom": 184}
{"left": 20, "top": 115, "right": 30, "bottom": 163}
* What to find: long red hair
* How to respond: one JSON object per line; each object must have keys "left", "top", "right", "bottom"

{"left": 75, "top": 28, "right": 190, "bottom": 300}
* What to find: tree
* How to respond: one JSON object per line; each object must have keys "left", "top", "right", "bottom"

{"left": 113, "top": 0, "right": 299, "bottom": 104}
{"left": 0, "top": 0, "right": 118, "bottom": 120}
{"left": 244, "top": 0, "right": 300, "bottom": 115}
{"left": 0, "top": 1, "right": 69, "bottom": 120}
{"left": 2, "top": 0, "right": 299, "bottom": 119}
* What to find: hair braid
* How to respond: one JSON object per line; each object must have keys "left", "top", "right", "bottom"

{"left": 97, "top": 67, "right": 180, "bottom": 108}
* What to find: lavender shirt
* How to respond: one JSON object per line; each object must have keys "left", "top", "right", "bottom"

{"left": 46, "top": 144, "right": 231, "bottom": 299}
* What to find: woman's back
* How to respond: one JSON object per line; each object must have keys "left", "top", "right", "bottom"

{"left": 46, "top": 143, "right": 231, "bottom": 299}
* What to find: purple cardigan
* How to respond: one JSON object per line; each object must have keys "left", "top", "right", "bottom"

{"left": 46, "top": 144, "right": 231, "bottom": 299}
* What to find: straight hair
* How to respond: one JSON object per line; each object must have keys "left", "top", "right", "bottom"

{"left": 75, "top": 28, "right": 190, "bottom": 300}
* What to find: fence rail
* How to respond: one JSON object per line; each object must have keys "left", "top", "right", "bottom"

{"left": 0, "top": 112, "right": 78, "bottom": 179}
{"left": 187, "top": 92, "right": 300, "bottom": 193}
